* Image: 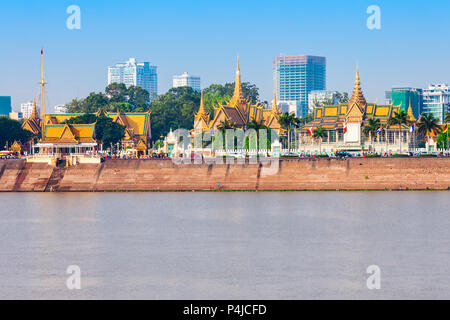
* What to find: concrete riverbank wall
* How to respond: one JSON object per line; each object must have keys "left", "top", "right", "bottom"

{"left": 0, "top": 158, "right": 449, "bottom": 192}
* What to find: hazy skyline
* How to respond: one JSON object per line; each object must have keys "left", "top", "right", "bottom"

{"left": 1, "top": 0, "right": 449, "bottom": 111}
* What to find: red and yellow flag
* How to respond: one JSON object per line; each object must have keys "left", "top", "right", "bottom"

{"left": 443, "top": 124, "right": 448, "bottom": 134}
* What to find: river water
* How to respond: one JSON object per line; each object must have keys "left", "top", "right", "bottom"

{"left": 0, "top": 192, "right": 449, "bottom": 299}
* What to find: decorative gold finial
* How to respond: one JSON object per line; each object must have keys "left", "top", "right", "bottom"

{"left": 31, "top": 97, "right": 38, "bottom": 118}
{"left": 198, "top": 90, "right": 206, "bottom": 115}
{"left": 230, "top": 56, "right": 244, "bottom": 105}
{"left": 349, "top": 65, "right": 367, "bottom": 109}
{"left": 272, "top": 90, "right": 278, "bottom": 112}
{"left": 407, "top": 98, "right": 416, "bottom": 122}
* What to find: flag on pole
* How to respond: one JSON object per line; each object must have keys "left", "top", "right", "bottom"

{"left": 443, "top": 124, "right": 448, "bottom": 133}
{"left": 307, "top": 127, "right": 314, "bottom": 135}
{"left": 343, "top": 125, "right": 347, "bottom": 134}
{"left": 410, "top": 124, "right": 415, "bottom": 133}
{"left": 377, "top": 127, "right": 382, "bottom": 134}
{"left": 41, "top": 48, "right": 43, "bottom": 55}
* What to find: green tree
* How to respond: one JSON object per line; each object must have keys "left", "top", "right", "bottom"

{"left": 216, "top": 119, "right": 236, "bottom": 133}
{"left": 417, "top": 113, "right": 441, "bottom": 140}
{"left": 336, "top": 92, "right": 349, "bottom": 104}
{"left": 202, "top": 82, "right": 260, "bottom": 114}
{"left": 83, "top": 92, "right": 109, "bottom": 112}
{"left": 298, "top": 113, "right": 314, "bottom": 126}
{"left": 66, "top": 84, "right": 151, "bottom": 113}
{"left": 0, "top": 117, "right": 34, "bottom": 149}
{"left": 313, "top": 126, "right": 326, "bottom": 154}
{"left": 388, "top": 109, "right": 409, "bottom": 152}
{"left": 65, "top": 98, "right": 85, "bottom": 113}
{"left": 246, "top": 120, "right": 271, "bottom": 150}
{"left": 363, "top": 118, "right": 381, "bottom": 151}
{"left": 127, "top": 85, "right": 150, "bottom": 111}
{"left": 105, "top": 83, "right": 128, "bottom": 103}
{"left": 445, "top": 112, "right": 450, "bottom": 123}
{"left": 279, "top": 112, "right": 300, "bottom": 149}
{"left": 108, "top": 102, "right": 134, "bottom": 113}
{"left": 149, "top": 86, "right": 200, "bottom": 142}
{"left": 436, "top": 132, "right": 448, "bottom": 149}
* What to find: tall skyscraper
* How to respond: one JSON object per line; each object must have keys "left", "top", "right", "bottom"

{"left": 0, "top": 96, "right": 12, "bottom": 116}
{"left": 172, "top": 72, "right": 201, "bottom": 91}
{"left": 108, "top": 58, "right": 158, "bottom": 101}
{"left": 389, "top": 87, "right": 423, "bottom": 120}
{"left": 273, "top": 55, "right": 326, "bottom": 117}
{"left": 21, "top": 101, "right": 36, "bottom": 119}
{"left": 422, "top": 84, "right": 450, "bottom": 123}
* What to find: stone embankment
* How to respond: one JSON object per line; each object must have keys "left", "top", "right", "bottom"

{"left": 0, "top": 158, "right": 449, "bottom": 192}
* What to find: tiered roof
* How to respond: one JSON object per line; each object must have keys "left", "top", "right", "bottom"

{"left": 194, "top": 58, "right": 281, "bottom": 132}
{"left": 41, "top": 123, "right": 96, "bottom": 145}
{"left": 303, "top": 67, "right": 403, "bottom": 131}
{"left": 21, "top": 99, "right": 42, "bottom": 136}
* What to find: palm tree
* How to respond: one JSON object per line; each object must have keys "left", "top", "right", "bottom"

{"left": 388, "top": 109, "right": 409, "bottom": 152}
{"left": 246, "top": 120, "right": 269, "bottom": 150}
{"left": 279, "top": 112, "right": 300, "bottom": 150}
{"left": 417, "top": 113, "right": 441, "bottom": 143}
{"left": 247, "top": 119, "right": 265, "bottom": 131}
{"left": 313, "top": 126, "right": 326, "bottom": 154}
{"left": 445, "top": 112, "right": 450, "bottom": 123}
{"left": 363, "top": 118, "right": 381, "bottom": 151}
{"left": 216, "top": 119, "right": 236, "bottom": 133}
{"left": 216, "top": 119, "right": 236, "bottom": 150}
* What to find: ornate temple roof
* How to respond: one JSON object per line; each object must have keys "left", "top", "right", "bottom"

{"left": 301, "top": 67, "right": 405, "bottom": 131}
{"left": 21, "top": 99, "right": 42, "bottom": 136}
{"left": 42, "top": 123, "right": 96, "bottom": 145}
{"left": 195, "top": 58, "right": 281, "bottom": 132}
{"left": 106, "top": 111, "right": 151, "bottom": 139}
{"left": 195, "top": 90, "right": 210, "bottom": 125}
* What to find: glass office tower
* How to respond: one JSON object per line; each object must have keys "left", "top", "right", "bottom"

{"left": 108, "top": 58, "right": 158, "bottom": 102}
{"left": 390, "top": 87, "right": 423, "bottom": 120}
{"left": 273, "top": 55, "right": 326, "bottom": 117}
{"left": 0, "top": 96, "right": 12, "bottom": 116}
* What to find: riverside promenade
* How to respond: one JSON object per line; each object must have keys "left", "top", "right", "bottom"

{"left": 0, "top": 158, "right": 449, "bottom": 192}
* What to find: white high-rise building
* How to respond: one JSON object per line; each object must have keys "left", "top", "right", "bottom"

{"left": 422, "top": 84, "right": 450, "bottom": 123}
{"left": 20, "top": 101, "right": 36, "bottom": 119}
{"left": 54, "top": 104, "right": 68, "bottom": 113}
{"left": 108, "top": 58, "right": 158, "bottom": 101}
{"left": 308, "top": 90, "right": 339, "bottom": 113}
{"left": 172, "top": 72, "right": 201, "bottom": 91}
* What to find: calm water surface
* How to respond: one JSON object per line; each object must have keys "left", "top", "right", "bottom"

{"left": 0, "top": 192, "right": 449, "bottom": 299}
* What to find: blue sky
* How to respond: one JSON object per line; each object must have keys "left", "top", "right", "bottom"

{"left": 0, "top": 0, "right": 449, "bottom": 111}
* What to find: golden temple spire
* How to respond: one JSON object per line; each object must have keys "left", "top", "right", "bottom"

{"left": 198, "top": 90, "right": 207, "bottom": 115}
{"left": 407, "top": 98, "right": 416, "bottom": 122}
{"left": 349, "top": 65, "right": 367, "bottom": 108}
{"left": 31, "top": 98, "right": 38, "bottom": 119}
{"left": 230, "top": 56, "right": 244, "bottom": 105}
{"left": 272, "top": 90, "right": 278, "bottom": 112}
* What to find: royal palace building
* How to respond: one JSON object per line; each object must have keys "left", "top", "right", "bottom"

{"left": 299, "top": 68, "right": 416, "bottom": 154}
{"left": 193, "top": 58, "right": 282, "bottom": 134}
